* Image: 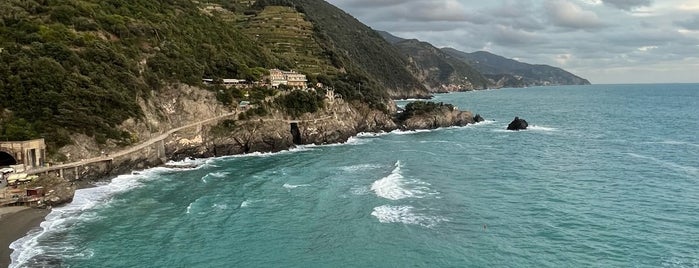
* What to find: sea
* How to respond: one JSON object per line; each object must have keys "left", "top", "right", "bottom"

{"left": 10, "top": 84, "right": 699, "bottom": 267}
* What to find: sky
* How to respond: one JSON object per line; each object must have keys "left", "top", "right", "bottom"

{"left": 325, "top": 0, "right": 699, "bottom": 84}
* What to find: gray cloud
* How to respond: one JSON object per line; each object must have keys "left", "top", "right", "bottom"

{"left": 327, "top": 0, "right": 699, "bottom": 83}
{"left": 601, "top": 0, "right": 652, "bottom": 11}
{"left": 675, "top": 15, "right": 699, "bottom": 30}
{"left": 545, "top": 0, "right": 608, "bottom": 30}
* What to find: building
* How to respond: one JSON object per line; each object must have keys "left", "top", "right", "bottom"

{"left": 0, "top": 139, "right": 46, "bottom": 170}
{"left": 269, "top": 69, "right": 308, "bottom": 89}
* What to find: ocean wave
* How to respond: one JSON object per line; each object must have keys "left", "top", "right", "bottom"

{"left": 340, "top": 163, "right": 383, "bottom": 172}
{"left": 371, "top": 161, "right": 435, "bottom": 200}
{"left": 528, "top": 125, "right": 558, "bottom": 132}
{"left": 283, "top": 183, "right": 312, "bottom": 190}
{"left": 371, "top": 205, "right": 447, "bottom": 228}
{"left": 9, "top": 170, "right": 160, "bottom": 268}
{"left": 350, "top": 186, "right": 370, "bottom": 196}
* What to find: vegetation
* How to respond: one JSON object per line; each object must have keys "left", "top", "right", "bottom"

{"left": 399, "top": 101, "right": 454, "bottom": 121}
{"left": 274, "top": 90, "right": 324, "bottom": 118}
{"left": 387, "top": 38, "right": 490, "bottom": 90}
{"left": 0, "top": 0, "right": 432, "bottom": 155}
{"left": 0, "top": 0, "right": 281, "bottom": 152}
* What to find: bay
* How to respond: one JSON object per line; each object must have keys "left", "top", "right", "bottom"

{"left": 11, "top": 84, "right": 699, "bottom": 267}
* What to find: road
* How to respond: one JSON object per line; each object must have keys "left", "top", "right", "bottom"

{"left": 27, "top": 112, "right": 335, "bottom": 175}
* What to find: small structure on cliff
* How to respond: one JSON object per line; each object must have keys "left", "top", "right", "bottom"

{"left": 0, "top": 139, "right": 47, "bottom": 170}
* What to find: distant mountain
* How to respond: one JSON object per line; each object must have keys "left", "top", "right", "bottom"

{"left": 442, "top": 48, "right": 591, "bottom": 87}
{"left": 377, "top": 31, "right": 489, "bottom": 92}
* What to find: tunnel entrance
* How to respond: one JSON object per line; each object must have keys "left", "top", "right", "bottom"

{"left": 0, "top": 151, "right": 17, "bottom": 166}
{"left": 290, "top": 123, "right": 302, "bottom": 145}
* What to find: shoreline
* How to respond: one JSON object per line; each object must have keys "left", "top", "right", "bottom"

{"left": 0, "top": 207, "right": 50, "bottom": 268}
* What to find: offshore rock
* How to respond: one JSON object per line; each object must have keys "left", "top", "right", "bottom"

{"left": 507, "top": 117, "right": 528, "bottom": 131}
{"left": 400, "top": 107, "right": 474, "bottom": 130}
{"left": 473, "top": 114, "right": 485, "bottom": 123}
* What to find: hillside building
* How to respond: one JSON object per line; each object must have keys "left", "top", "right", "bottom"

{"left": 269, "top": 69, "right": 308, "bottom": 89}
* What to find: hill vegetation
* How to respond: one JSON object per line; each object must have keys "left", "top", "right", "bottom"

{"left": 378, "top": 34, "right": 490, "bottom": 92}
{"left": 0, "top": 0, "right": 282, "bottom": 152}
{"left": 442, "top": 48, "right": 591, "bottom": 87}
{"left": 0, "top": 0, "right": 430, "bottom": 156}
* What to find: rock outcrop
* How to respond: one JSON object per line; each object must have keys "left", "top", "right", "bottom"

{"left": 399, "top": 102, "right": 475, "bottom": 130}
{"left": 507, "top": 117, "right": 528, "bottom": 131}
{"left": 473, "top": 114, "right": 485, "bottom": 123}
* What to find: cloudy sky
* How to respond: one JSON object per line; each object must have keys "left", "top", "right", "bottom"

{"left": 325, "top": 0, "right": 699, "bottom": 84}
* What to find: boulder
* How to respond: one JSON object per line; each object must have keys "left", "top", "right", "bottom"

{"left": 473, "top": 114, "right": 485, "bottom": 123}
{"left": 507, "top": 117, "right": 528, "bottom": 131}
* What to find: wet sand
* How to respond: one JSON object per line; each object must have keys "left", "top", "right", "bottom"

{"left": 0, "top": 207, "right": 49, "bottom": 268}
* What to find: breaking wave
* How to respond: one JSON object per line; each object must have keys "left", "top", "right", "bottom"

{"left": 371, "top": 205, "right": 447, "bottom": 228}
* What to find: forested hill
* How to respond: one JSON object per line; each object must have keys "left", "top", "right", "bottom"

{"left": 292, "top": 0, "right": 427, "bottom": 98}
{"left": 0, "top": 0, "right": 427, "bottom": 155}
{"left": 442, "top": 48, "right": 591, "bottom": 87}
{"left": 377, "top": 31, "right": 490, "bottom": 92}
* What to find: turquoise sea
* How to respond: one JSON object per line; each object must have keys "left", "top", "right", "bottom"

{"left": 11, "top": 84, "right": 699, "bottom": 267}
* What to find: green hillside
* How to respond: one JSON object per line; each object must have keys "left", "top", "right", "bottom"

{"left": 0, "top": 0, "right": 429, "bottom": 154}
{"left": 386, "top": 38, "right": 490, "bottom": 91}
{"left": 0, "top": 0, "right": 282, "bottom": 151}
{"left": 442, "top": 48, "right": 591, "bottom": 87}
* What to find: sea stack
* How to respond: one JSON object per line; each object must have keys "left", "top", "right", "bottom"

{"left": 473, "top": 114, "right": 485, "bottom": 123}
{"left": 507, "top": 117, "right": 528, "bottom": 131}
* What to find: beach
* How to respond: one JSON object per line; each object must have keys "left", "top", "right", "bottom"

{"left": 0, "top": 207, "right": 49, "bottom": 268}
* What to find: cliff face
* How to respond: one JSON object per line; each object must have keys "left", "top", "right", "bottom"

{"left": 400, "top": 108, "right": 474, "bottom": 130}
{"left": 164, "top": 100, "right": 400, "bottom": 160}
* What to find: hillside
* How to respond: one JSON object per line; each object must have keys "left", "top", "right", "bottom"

{"left": 442, "top": 48, "right": 591, "bottom": 87}
{"left": 291, "top": 0, "right": 428, "bottom": 99}
{"left": 377, "top": 32, "right": 489, "bottom": 92}
{"left": 0, "top": 0, "right": 429, "bottom": 158}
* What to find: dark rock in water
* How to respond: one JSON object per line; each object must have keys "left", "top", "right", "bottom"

{"left": 507, "top": 117, "right": 528, "bottom": 131}
{"left": 473, "top": 114, "right": 485, "bottom": 123}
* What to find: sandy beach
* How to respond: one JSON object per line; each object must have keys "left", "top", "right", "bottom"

{"left": 0, "top": 207, "right": 49, "bottom": 268}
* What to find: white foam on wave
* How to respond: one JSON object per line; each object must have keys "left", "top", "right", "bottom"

{"left": 340, "top": 163, "right": 383, "bottom": 172}
{"left": 240, "top": 200, "right": 251, "bottom": 208}
{"left": 371, "top": 161, "right": 435, "bottom": 200}
{"left": 209, "top": 171, "right": 229, "bottom": 178}
{"left": 528, "top": 125, "right": 558, "bottom": 132}
{"left": 371, "top": 205, "right": 447, "bottom": 228}
{"left": 356, "top": 131, "right": 390, "bottom": 138}
{"left": 211, "top": 203, "right": 228, "bottom": 210}
{"left": 283, "top": 183, "right": 312, "bottom": 189}
{"left": 390, "top": 129, "right": 433, "bottom": 135}
{"left": 9, "top": 169, "right": 162, "bottom": 268}
{"left": 473, "top": 119, "right": 496, "bottom": 126}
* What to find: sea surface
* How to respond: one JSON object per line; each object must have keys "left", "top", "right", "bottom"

{"left": 11, "top": 84, "right": 699, "bottom": 267}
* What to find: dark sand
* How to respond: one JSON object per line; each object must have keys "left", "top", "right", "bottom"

{"left": 0, "top": 207, "right": 50, "bottom": 268}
